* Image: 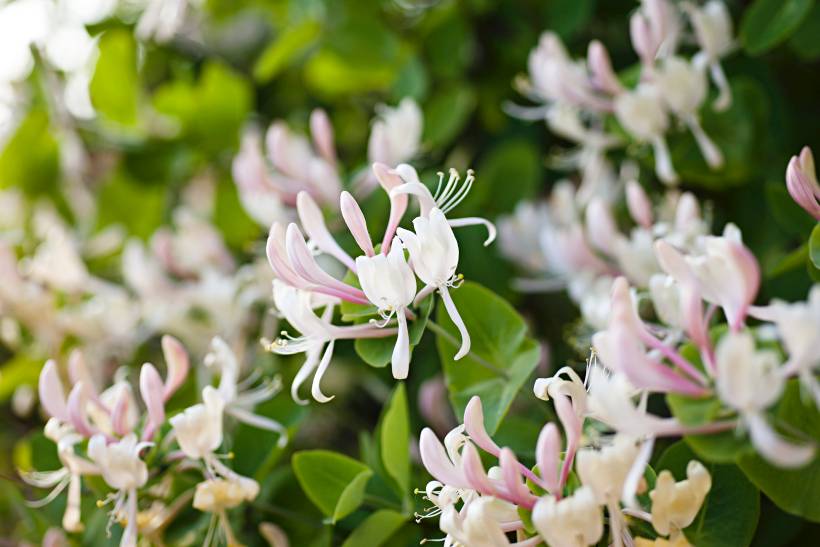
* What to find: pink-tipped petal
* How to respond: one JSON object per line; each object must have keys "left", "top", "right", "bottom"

{"left": 340, "top": 191, "right": 375, "bottom": 256}
{"left": 419, "top": 427, "right": 469, "bottom": 488}
{"left": 309, "top": 109, "right": 336, "bottom": 166}
{"left": 39, "top": 360, "right": 69, "bottom": 421}
{"left": 67, "top": 383, "right": 95, "bottom": 438}
{"left": 536, "top": 423, "right": 562, "bottom": 494}
{"left": 139, "top": 363, "right": 166, "bottom": 440}
{"left": 588, "top": 40, "right": 623, "bottom": 95}
{"left": 160, "top": 335, "right": 189, "bottom": 400}
{"left": 625, "top": 180, "right": 653, "bottom": 229}
{"left": 296, "top": 192, "right": 356, "bottom": 271}
{"left": 110, "top": 385, "right": 133, "bottom": 437}
{"left": 373, "top": 163, "right": 409, "bottom": 252}
{"left": 585, "top": 198, "right": 618, "bottom": 253}
{"left": 463, "top": 396, "right": 502, "bottom": 457}
{"left": 461, "top": 442, "right": 496, "bottom": 497}
{"left": 446, "top": 217, "right": 497, "bottom": 246}
{"left": 499, "top": 448, "right": 537, "bottom": 509}
{"left": 266, "top": 223, "right": 311, "bottom": 289}
{"left": 747, "top": 412, "right": 815, "bottom": 469}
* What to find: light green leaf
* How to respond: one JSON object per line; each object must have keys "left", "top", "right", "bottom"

{"left": 0, "top": 110, "right": 59, "bottom": 195}
{"left": 304, "top": 50, "right": 398, "bottom": 98}
{"left": 379, "top": 384, "right": 410, "bottom": 496}
{"left": 341, "top": 509, "right": 406, "bottom": 547}
{"left": 435, "top": 282, "right": 540, "bottom": 434}
{"left": 741, "top": 0, "right": 814, "bottom": 56}
{"left": 90, "top": 29, "right": 138, "bottom": 126}
{"left": 292, "top": 450, "right": 373, "bottom": 523}
{"left": 809, "top": 223, "right": 820, "bottom": 269}
{"left": 657, "top": 442, "right": 760, "bottom": 547}
{"left": 738, "top": 380, "right": 820, "bottom": 522}
{"left": 253, "top": 20, "right": 320, "bottom": 83}
{"left": 422, "top": 86, "right": 477, "bottom": 149}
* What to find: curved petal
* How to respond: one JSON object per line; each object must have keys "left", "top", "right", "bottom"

{"left": 439, "top": 286, "right": 471, "bottom": 361}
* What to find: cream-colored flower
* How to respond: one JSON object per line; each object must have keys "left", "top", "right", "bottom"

{"left": 650, "top": 460, "right": 711, "bottom": 537}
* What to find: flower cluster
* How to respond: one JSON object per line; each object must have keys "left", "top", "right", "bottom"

{"left": 263, "top": 161, "right": 495, "bottom": 401}
{"left": 417, "top": 393, "right": 712, "bottom": 547}
{"left": 232, "top": 99, "right": 424, "bottom": 227}
{"left": 22, "top": 335, "right": 285, "bottom": 546}
{"left": 512, "top": 0, "right": 734, "bottom": 186}
{"left": 498, "top": 177, "right": 709, "bottom": 330}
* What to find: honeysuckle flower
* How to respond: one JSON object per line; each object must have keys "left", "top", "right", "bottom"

{"left": 356, "top": 239, "right": 417, "bottom": 379}
{"left": 170, "top": 386, "right": 225, "bottom": 460}
{"left": 203, "top": 336, "right": 288, "bottom": 445}
{"left": 576, "top": 435, "right": 640, "bottom": 505}
{"left": 655, "top": 56, "right": 723, "bottom": 168}
{"left": 532, "top": 486, "right": 604, "bottom": 547}
{"left": 683, "top": 0, "right": 734, "bottom": 111}
{"left": 268, "top": 279, "right": 396, "bottom": 403}
{"left": 439, "top": 496, "right": 521, "bottom": 547}
{"left": 358, "top": 98, "right": 423, "bottom": 194}
{"left": 784, "top": 146, "right": 820, "bottom": 220}
{"left": 614, "top": 84, "right": 676, "bottom": 184}
{"left": 658, "top": 226, "right": 760, "bottom": 332}
{"left": 87, "top": 433, "right": 151, "bottom": 547}
{"left": 21, "top": 418, "right": 100, "bottom": 533}
{"left": 649, "top": 461, "right": 711, "bottom": 537}
{"left": 397, "top": 208, "right": 471, "bottom": 360}
{"left": 714, "top": 331, "right": 815, "bottom": 467}
{"left": 749, "top": 285, "right": 820, "bottom": 404}
{"left": 630, "top": 0, "right": 682, "bottom": 67}
{"left": 193, "top": 476, "right": 260, "bottom": 546}
{"left": 232, "top": 131, "right": 291, "bottom": 227}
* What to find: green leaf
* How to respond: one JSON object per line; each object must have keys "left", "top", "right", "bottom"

{"left": 422, "top": 86, "right": 477, "bottom": 149}
{"left": 738, "top": 380, "right": 820, "bottom": 522}
{"left": 810, "top": 223, "right": 820, "bottom": 269}
{"left": 789, "top": 4, "right": 820, "bottom": 59}
{"left": 741, "top": 0, "right": 814, "bottom": 56}
{"left": 435, "top": 282, "right": 540, "bottom": 434}
{"left": 292, "top": 450, "right": 373, "bottom": 523}
{"left": 542, "top": 0, "right": 595, "bottom": 39}
{"left": 657, "top": 442, "right": 760, "bottom": 547}
{"left": 253, "top": 20, "right": 320, "bottom": 83}
{"left": 379, "top": 384, "right": 410, "bottom": 496}
{"left": 0, "top": 110, "right": 59, "bottom": 196}
{"left": 90, "top": 29, "right": 138, "bottom": 126}
{"left": 97, "top": 173, "right": 166, "bottom": 239}
{"left": 304, "top": 50, "right": 398, "bottom": 98}
{"left": 463, "top": 139, "right": 541, "bottom": 214}
{"left": 0, "top": 354, "right": 42, "bottom": 403}
{"left": 765, "top": 181, "right": 818, "bottom": 238}
{"left": 340, "top": 509, "right": 406, "bottom": 547}
{"left": 153, "top": 62, "right": 252, "bottom": 154}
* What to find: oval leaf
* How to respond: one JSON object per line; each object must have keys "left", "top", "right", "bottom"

{"left": 292, "top": 450, "right": 373, "bottom": 523}
{"left": 741, "top": 0, "right": 814, "bottom": 56}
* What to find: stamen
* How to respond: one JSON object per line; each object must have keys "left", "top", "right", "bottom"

{"left": 433, "top": 171, "right": 446, "bottom": 200}
{"left": 436, "top": 169, "right": 461, "bottom": 208}
{"left": 441, "top": 169, "right": 475, "bottom": 214}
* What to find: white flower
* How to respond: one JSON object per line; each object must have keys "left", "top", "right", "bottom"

{"left": 532, "top": 486, "right": 603, "bottom": 547}
{"left": 356, "top": 240, "right": 417, "bottom": 379}
{"left": 170, "top": 386, "right": 224, "bottom": 460}
{"left": 397, "top": 208, "right": 471, "bottom": 360}
{"left": 650, "top": 460, "right": 711, "bottom": 537}
{"left": 87, "top": 434, "right": 150, "bottom": 492}
{"left": 368, "top": 98, "right": 423, "bottom": 168}
{"left": 749, "top": 285, "right": 820, "bottom": 405}
{"left": 193, "top": 476, "right": 259, "bottom": 513}
{"left": 614, "top": 84, "right": 676, "bottom": 184}
{"left": 715, "top": 331, "right": 815, "bottom": 468}
{"left": 683, "top": 0, "right": 734, "bottom": 110}
{"left": 439, "top": 496, "right": 517, "bottom": 547}
{"left": 576, "top": 435, "right": 640, "bottom": 504}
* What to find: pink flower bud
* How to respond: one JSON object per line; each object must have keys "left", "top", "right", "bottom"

{"left": 140, "top": 363, "right": 166, "bottom": 440}
{"left": 536, "top": 423, "right": 562, "bottom": 494}
{"left": 625, "top": 180, "right": 653, "bottom": 228}
{"left": 161, "top": 335, "right": 189, "bottom": 401}
{"left": 340, "top": 191, "right": 374, "bottom": 256}
{"left": 38, "top": 360, "right": 68, "bottom": 421}
{"left": 585, "top": 198, "right": 618, "bottom": 253}
{"left": 785, "top": 147, "right": 820, "bottom": 220}
{"left": 463, "top": 396, "right": 501, "bottom": 457}
{"left": 309, "top": 109, "right": 336, "bottom": 166}
{"left": 587, "top": 41, "right": 622, "bottom": 95}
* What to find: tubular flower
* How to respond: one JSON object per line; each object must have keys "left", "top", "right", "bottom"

{"left": 785, "top": 146, "right": 820, "bottom": 220}
{"left": 650, "top": 461, "right": 712, "bottom": 537}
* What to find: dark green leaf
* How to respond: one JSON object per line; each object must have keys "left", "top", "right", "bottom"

{"left": 253, "top": 20, "right": 320, "bottom": 83}
{"left": 422, "top": 86, "right": 477, "bottom": 149}
{"left": 741, "top": 0, "right": 814, "bottom": 55}
{"left": 435, "top": 282, "right": 540, "bottom": 434}
{"left": 809, "top": 223, "right": 820, "bottom": 269}
{"left": 738, "top": 381, "right": 820, "bottom": 522}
